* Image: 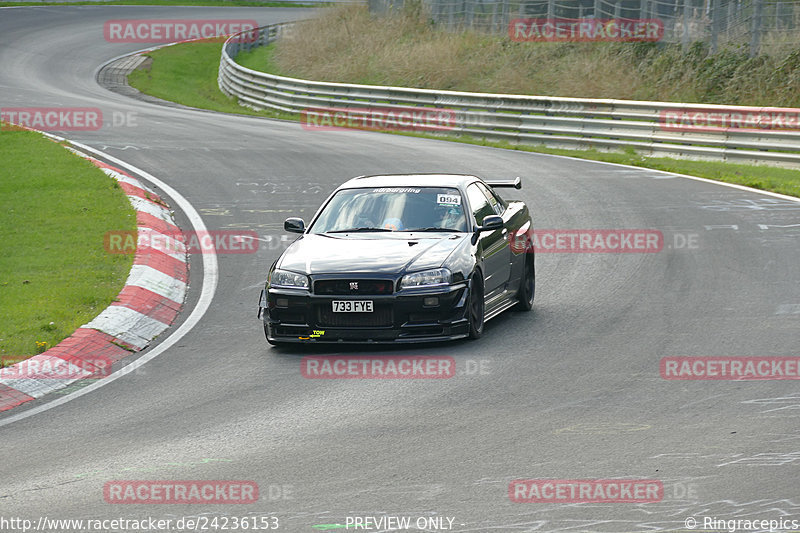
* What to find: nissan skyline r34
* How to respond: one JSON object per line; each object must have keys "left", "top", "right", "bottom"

{"left": 257, "top": 173, "right": 535, "bottom": 344}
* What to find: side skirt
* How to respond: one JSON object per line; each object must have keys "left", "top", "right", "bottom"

{"left": 484, "top": 291, "right": 518, "bottom": 322}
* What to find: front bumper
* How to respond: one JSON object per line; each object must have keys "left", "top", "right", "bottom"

{"left": 258, "top": 281, "right": 470, "bottom": 344}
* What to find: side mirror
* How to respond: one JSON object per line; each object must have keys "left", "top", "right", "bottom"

{"left": 477, "top": 215, "right": 503, "bottom": 232}
{"left": 284, "top": 217, "right": 306, "bottom": 234}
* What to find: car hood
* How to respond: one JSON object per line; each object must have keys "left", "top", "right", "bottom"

{"left": 278, "top": 233, "right": 466, "bottom": 275}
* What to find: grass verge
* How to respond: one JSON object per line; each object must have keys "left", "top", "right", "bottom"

{"left": 0, "top": 128, "right": 136, "bottom": 361}
{"left": 128, "top": 39, "right": 297, "bottom": 120}
{"left": 129, "top": 38, "right": 800, "bottom": 199}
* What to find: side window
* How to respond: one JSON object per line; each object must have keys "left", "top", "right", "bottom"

{"left": 466, "top": 184, "right": 495, "bottom": 226}
{"left": 477, "top": 182, "right": 505, "bottom": 215}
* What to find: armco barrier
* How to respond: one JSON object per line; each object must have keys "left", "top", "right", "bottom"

{"left": 218, "top": 23, "right": 800, "bottom": 168}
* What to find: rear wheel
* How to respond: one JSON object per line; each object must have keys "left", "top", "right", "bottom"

{"left": 467, "top": 273, "right": 485, "bottom": 339}
{"left": 515, "top": 252, "right": 535, "bottom": 311}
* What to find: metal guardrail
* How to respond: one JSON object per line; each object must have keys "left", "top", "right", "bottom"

{"left": 219, "top": 23, "right": 800, "bottom": 168}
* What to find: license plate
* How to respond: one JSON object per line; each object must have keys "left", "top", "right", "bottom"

{"left": 332, "top": 300, "right": 373, "bottom": 313}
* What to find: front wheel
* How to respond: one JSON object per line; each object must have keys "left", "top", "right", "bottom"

{"left": 467, "top": 273, "right": 485, "bottom": 339}
{"left": 515, "top": 252, "right": 535, "bottom": 311}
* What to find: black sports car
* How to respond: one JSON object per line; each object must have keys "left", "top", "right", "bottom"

{"left": 257, "top": 173, "right": 534, "bottom": 344}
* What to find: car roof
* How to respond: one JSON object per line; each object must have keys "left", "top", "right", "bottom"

{"left": 339, "top": 173, "right": 482, "bottom": 190}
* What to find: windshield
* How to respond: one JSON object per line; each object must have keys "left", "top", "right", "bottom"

{"left": 310, "top": 186, "right": 468, "bottom": 233}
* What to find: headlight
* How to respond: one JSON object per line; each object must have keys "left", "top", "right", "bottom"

{"left": 400, "top": 268, "right": 452, "bottom": 289}
{"left": 269, "top": 269, "right": 309, "bottom": 289}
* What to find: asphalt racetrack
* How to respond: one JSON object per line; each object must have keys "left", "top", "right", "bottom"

{"left": 1, "top": 6, "right": 799, "bottom": 532}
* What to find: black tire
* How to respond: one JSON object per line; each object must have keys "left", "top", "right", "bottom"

{"left": 467, "top": 272, "right": 485, "bottom": 339}
{"left": 264, "top": 321, "right": 278, "bottom": 346}
{"left": 515, "top": 252, "right": 535, "bottom": 311}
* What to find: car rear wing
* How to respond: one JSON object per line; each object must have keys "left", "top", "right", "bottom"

{"left": 485, "top": 177, "right": 522, "bottom": 190}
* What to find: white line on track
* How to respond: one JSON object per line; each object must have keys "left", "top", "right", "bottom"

{"left": 0, "top": 141, "right": 218, "bottom": 428}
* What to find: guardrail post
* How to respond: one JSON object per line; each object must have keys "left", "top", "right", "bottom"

{"left": 710, "top": 0, "right": 721, "bottom": 53}
{"left": 681, "top": 0, "right": 692, "bottom": 49}
{"left": 429, "top": 0, "right": 439, "bottom": 24}
{"left": 593, "top": 0, "right": 601, "bottom": 18}
{"left": 750, "top": 0, "right": 763, "bottom": 57}
{"left": 547, "top": 0, "right": 554, "bottom": 19}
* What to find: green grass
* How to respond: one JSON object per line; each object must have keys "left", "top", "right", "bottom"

{"left": 128, "top": 40, "right": 296, "bottom": 120}
{"left": 0, "top": 128, "right": 136, "bottom": 361}
{"left": 3, "top": 1, "right": 319, "bottom": 7}
{"left": 235, "top": 41, "right": 282, "bottom": 73}
{"left": 131, "top": 39, "right": 800, "bottom": 199}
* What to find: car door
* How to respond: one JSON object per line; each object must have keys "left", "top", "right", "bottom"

{"left": 466, "top": 183, "right": 512, "bottom": 298}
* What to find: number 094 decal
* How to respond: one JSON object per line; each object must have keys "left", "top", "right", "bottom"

{"left": 437, "top": 194, "right": 461, "bottom": 206}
